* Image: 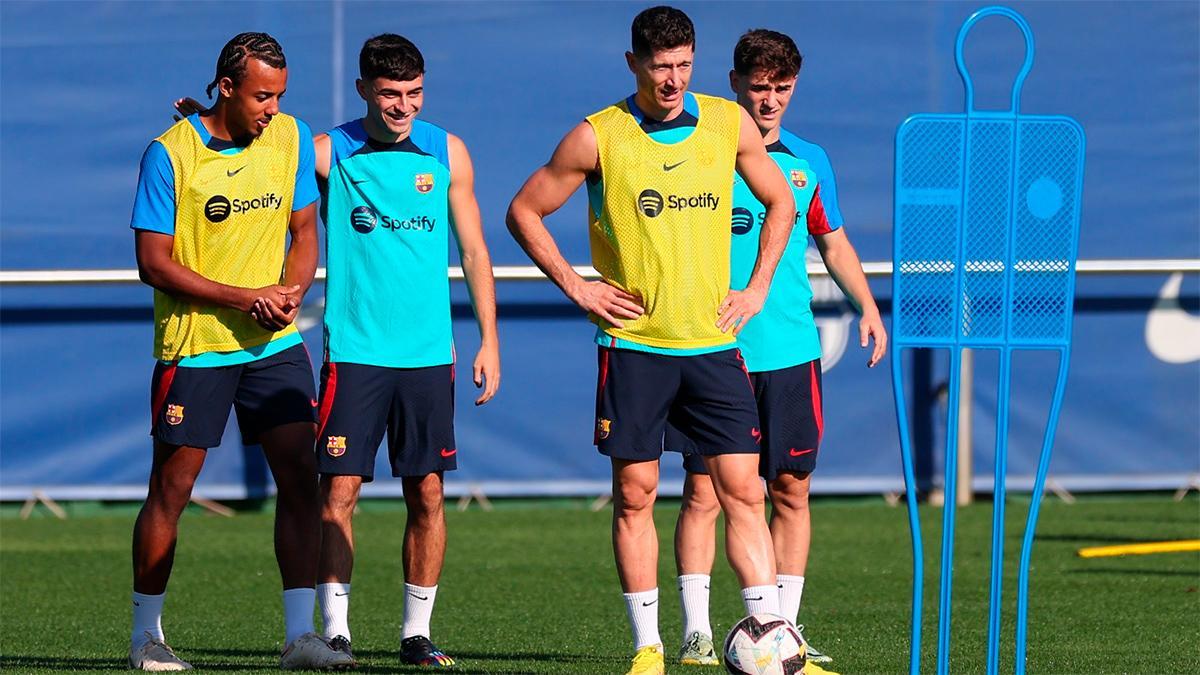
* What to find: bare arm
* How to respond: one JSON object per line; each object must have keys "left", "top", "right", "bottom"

{"left": 253, "top": 202, "right": 319, "bottom": 330}
{"left": 505, "top": 121, "right": 643, "bottom": 327}
{"left": 448, "top": 133, "right": 500, "bottom": 405}
{"left": 718, "top": 107, "right": 796, "bottom": 334}
{"left": 815, "top": 228, "right": 887, "bottom": 367}
{"left": 135, "top": 230, "right": 285, "bottom": 312}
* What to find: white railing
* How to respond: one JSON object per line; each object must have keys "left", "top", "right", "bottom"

{"left": 1, "top": 259, "right": 1198, "bottom": 285}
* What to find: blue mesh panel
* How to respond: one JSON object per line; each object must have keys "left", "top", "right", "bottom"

{"left": 893, "top": 115, "right": 1083, "bottom": 348}
{"left": 962, "top": 120, "right": 1014, "bottom": 343}
{"left": 1012, "top": 120, "right": 1084, "bottom": 342}
{"left": 895, "top": 117, "right": 964, "bottom": 343}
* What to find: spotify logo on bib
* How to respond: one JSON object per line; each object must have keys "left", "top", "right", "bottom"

{"left": 204, "top": 195, "right": 232, "bottom": 223}
{"left": 638, "top": 189, "right": 664, "bottom": 217}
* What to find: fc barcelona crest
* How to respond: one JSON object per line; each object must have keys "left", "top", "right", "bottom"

{"left": 327, "top": 436, "right": 347, "bottom": 457}
{"left": 165, "top": 404, "right": 185, "bottom": 426}
{"left": 414, "top": 173, "right": 434, "bottom": 194}
{"left": 791, "top": 169, "right": 808, "bottom": 189}
{"left": 596, "top": 418, "right": 612, "bottom": 440}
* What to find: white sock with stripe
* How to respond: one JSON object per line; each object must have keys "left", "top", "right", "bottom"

{"left": 622, "top": 588, "right": 662, "bottom": 650}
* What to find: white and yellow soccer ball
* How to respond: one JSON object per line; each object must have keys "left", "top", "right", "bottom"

{"left": 723, "top": 613, "right": 807, "bottom": 675}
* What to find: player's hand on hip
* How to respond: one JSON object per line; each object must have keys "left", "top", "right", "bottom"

{"left": 717, "top": 287, "right": 766, "bottom": 335}
{"left": 568, "top": 280, "right": 644, "bottom": 329}
{"left": 172, "top": 97, "right": 207, "bottom": 122}
{"left": 473, "top": 341, "right": 501, "bottom": 406}
{"left": 860, "top": 309, "right": 888, "bottom": 368}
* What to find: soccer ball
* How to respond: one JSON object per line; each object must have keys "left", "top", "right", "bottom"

{"left": 723, "top": 613, "right": 807, "bottom": 675}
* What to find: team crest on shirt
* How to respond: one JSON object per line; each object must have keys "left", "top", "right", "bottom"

{"left": 791, "top": 169, "right": 808, "bottom": 189}
{"left": 414, "top": 173, "right": 435, "bottom": 194}
{"left": 165, "top": 404, "right": 185, "bottom": 426}
{"left": 326, "top": 436, "right": 347, "bottom": 457}
{"left": 596, "top": 418, "right": 612, "bottom": 440}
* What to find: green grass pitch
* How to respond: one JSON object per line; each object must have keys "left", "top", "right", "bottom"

{"left": 2, "top": 495, "right": 1197, "bottom": 673}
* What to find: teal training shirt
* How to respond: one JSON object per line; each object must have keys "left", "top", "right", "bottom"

{"left": 731, "top": 128, "right": 843, "bottom": 372}
{"left": 321, "top": 119, "right": 453, "bottom": 367}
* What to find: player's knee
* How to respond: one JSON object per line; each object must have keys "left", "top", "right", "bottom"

{"left": 718, "top": 479, "right": 766, "bottom": 514}
{"left": 320, "top": 477, "right": 360, "bottom": 519}
{"left": 404, "top": 473, "right": 445, "bottom": 516}
{"left": 615, "top": 480, "right": 657, "bottom": 515}
{"left": 769, "top": 473, "right": 811, "bottom": 514}
{"left": 148, "top": 469, "right": 198, "bottom": 512}
{"left": 681, "top": 484, "right": 721, "bottom": 521}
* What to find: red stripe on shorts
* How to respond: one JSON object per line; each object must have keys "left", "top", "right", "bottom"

{"left": 735, "top": 349, "right": 754, "bottom": 391}
{"left": 150, "top": 363, "right": 178, "bottom": 429}
{"left": 594, "top": 340, "right": 614, "bottom": 444}
{"left": 316, "top": 363, "right": 338, "bottom": 441}
{"left": 810, "top": 361, "right": 824, "bottom": 441}
{"left": 597, "top": 349, "right": 611, "bottom": 393}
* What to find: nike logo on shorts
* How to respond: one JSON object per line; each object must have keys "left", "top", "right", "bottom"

{"left": 440, "top": 448, "right": 457, "bottom": 457}
{"left": 751, "top": 428, "right": 762, "bottom": 443}
{"left": 789, "top": 448, "right": 815, "bottom": 457}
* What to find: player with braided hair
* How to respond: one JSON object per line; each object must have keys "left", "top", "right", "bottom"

{"left": 203, "top": 32, "right": 288, "bottom": 100}
{"left": 128, "top": 32, "right": 352, "bottom": 670}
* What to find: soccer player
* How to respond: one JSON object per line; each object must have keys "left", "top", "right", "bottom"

{"left": 670, "top": 30, "right": 887, "bottom": 671}
{"left": 506, "top": 7, "right": 795, "bottom": 675}
{"left": 309, "top": 34, "right": 500, "bottom": 668}
{"left": 129, "top": 33, "right": 352, "bottom": 670}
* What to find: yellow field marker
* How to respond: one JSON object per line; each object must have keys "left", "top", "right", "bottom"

{"left": 1077, "top": 539, "right": 1200, "bottom": 558}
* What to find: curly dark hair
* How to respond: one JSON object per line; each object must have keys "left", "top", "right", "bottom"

{"left": 360, "top": 34, "right": 424, "bottom": 82}
{"left": 205, "top": 32, "right": 287, "bottom": 99}
{"left": 631, "top": 6, "right": 695, "bottom": 58}
{"left": 733, "top": 29, "right": 802, "bottom": 80}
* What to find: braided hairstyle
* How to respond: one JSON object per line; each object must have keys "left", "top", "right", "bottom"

{"left": 205, "top": 32, "right": 287, "bottom": 99}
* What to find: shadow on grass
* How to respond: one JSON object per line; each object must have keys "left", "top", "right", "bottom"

{"left": 1034, "top": 533, "right": 1191, "bottom": 545}
{"left": 1067, "top": 567, "right": 1200, "bottom": 577}
{"left": 0, "top": 656, "right": 118, "bottom": 671}
{"left": 171, "top": 647, "right": 617, "bottom": 674}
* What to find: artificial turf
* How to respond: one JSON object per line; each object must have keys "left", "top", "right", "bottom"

{"left": 1, "top": 495, "right": 1197, "bottom": 673}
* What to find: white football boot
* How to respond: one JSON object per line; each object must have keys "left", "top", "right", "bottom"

{"left": 279, "top": 632, "right": 356, "bottom": 670}
{"left": 128, "top": 631, "right": 193, "bottom": 671}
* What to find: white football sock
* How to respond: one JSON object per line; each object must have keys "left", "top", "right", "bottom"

{"left": 131, "top": 591, "right": 165, "bottom": 649}
{"left": 777, "top": 574, "right": 806, "bottom": 625}
{"left": 317, "top": 582, "right": 351, "bottom": 641}
{"left": 401, "top": 583, "right": 438, "bottom": 639}
{"left": 622, "top": 588, "right": 662, "bottom": 650}
{"left": 282, "top": 587, "right": 316, "bottom": 645}
{"left": 678, "top": 574, "right": 713, "bottom": 640}
{"left": 741, "top": 584, "right": 781, "bottom": 616}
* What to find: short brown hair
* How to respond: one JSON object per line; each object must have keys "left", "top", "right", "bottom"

{"left": 631, "top": 6, "right": 695, "bottom": 58}
{"left": 733, "top": 29, "right": 802, "bottom": 80}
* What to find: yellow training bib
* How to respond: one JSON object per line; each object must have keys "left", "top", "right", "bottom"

{"left": 586, "top": 93, "right": 740, "bottom": 349}
{"left": 152, "top": 114, "right": 300, "bottom": 360}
